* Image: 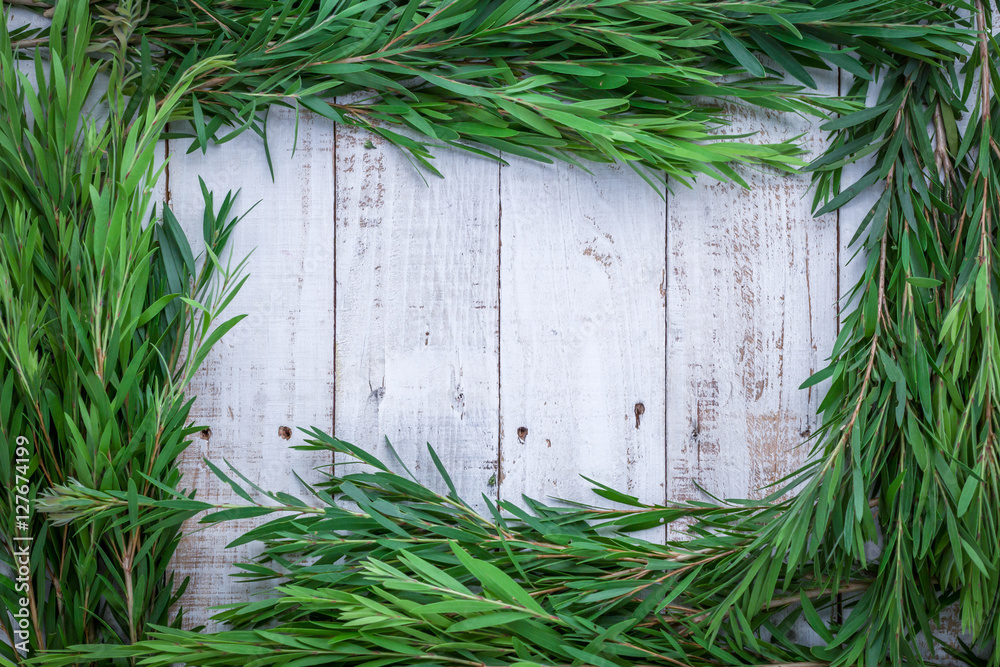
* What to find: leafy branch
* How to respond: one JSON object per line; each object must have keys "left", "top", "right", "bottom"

{"left": 6, "top": 0, "right": 969, "bottom": 188}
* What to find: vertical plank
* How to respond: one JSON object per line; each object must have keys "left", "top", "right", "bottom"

{"left": 167, "top": 108, "right": 335, "bottom": 628}
{"left": 498, "top": 159, "right": 666, "bottom": 525}
{"left": 334, "top": 128, "right": 500, "bottom": 507}
{"left": 666, "top": 86, "right": 839, "bottom": 532}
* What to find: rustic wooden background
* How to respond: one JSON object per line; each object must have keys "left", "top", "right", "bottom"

{"left": 160, "top": 69, "right": 881, "bottom": 629}
{"left": 2, "top": 6, "right": 974, "bottom": 654}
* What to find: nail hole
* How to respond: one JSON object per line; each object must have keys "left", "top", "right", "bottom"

{"left": 517, "top": 427, "right": 528, "bottom": 443}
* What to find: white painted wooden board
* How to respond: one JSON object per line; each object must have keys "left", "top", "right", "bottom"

{"left": 166, "top": 108, "right": 335, "bottom": 629}
{"left": 334, "top": 125, "right": 500, "bottom": 508}
{"left": 665, "top": 87, "right": 840, "bottom": 529}
{"left": 498, "top": 158, "right": 666, "bottom": 536}
{"left": 165, "top": 94, "right": 840, "bottom": 625}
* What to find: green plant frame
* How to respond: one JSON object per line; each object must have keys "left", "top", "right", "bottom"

{"left": 0, "top": 2, "right": 997, "bottom": 667}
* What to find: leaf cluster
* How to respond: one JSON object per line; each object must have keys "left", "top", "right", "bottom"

{"left": 33, "top": 432, "right": 876, "bottom": 667}
{"left": 0, "top": 2, "right": 247, "bottom": 660}
{"left": 8, "top": 0, "right": 971, "bottom": 188}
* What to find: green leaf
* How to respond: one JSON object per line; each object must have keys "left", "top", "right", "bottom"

{"left": 450, "top": 543, "right": 547, "bottom": 616}
{"left": 800, "top": 363, "right": 836, "bottom": 389}
{"left": 975, "top": 264, "right": 990, "bottom": 313}
{"left": 957, "top": 477, "right": 978, "bottom": 517}
{"left": 906, "top": 277, "right": 943, "bottom": 288}
{"left": 427, "top": 443, "right": 458, "bottom": 498}
{"left": 750, "top": 30, "right": 816, "bottom": 88}
{"left": 718, "top": 30, "right": 766, "bottom": 78}
{"left": 193, "top": 315, "right": 247, "bottom": 368}
{"left": 448, "top": 611, "right": 534, "bottom": 633}
{"left": 204, "top": 459, "right": 255, "bottom": 504}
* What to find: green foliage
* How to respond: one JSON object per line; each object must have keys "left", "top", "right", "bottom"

{"left": 3, "top": 1, "right": 1000, "bottom": 666}
{"left": 0, "top": 2, "right": 246, "bottom": 659}
{"left": 7, "top": 0, "right": 970, "bottom": 188}
{"left": 33, "top": 433, "right": 876, "bottom": 667}
{"left": 784, "top": 1, "right": 1000, "bottom": 663}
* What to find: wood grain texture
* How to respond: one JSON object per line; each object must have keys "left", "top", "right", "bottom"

{"left": 665, "top": 87, "right": 839, "bottom": 533}
{"left": 334, "top": 126, "right": 500, "bottom": 508}
{"left": 167, "top": 108, "right": 335, "bottom": 628}
{"left": 497, "top": 158, "right": 666, "bottom": 530}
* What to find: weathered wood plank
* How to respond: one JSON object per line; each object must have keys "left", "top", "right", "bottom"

{"left": 167, "top": 109, "right": 336, "bottom": 628}
{"left": 497, "top": 158, "right": 666, "bottom": 531}
{"left": 665, "top": 89, "right": 839, "bottom": 534}
{"left": 334, "top": 127, "right": 500, "bottom": 508}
